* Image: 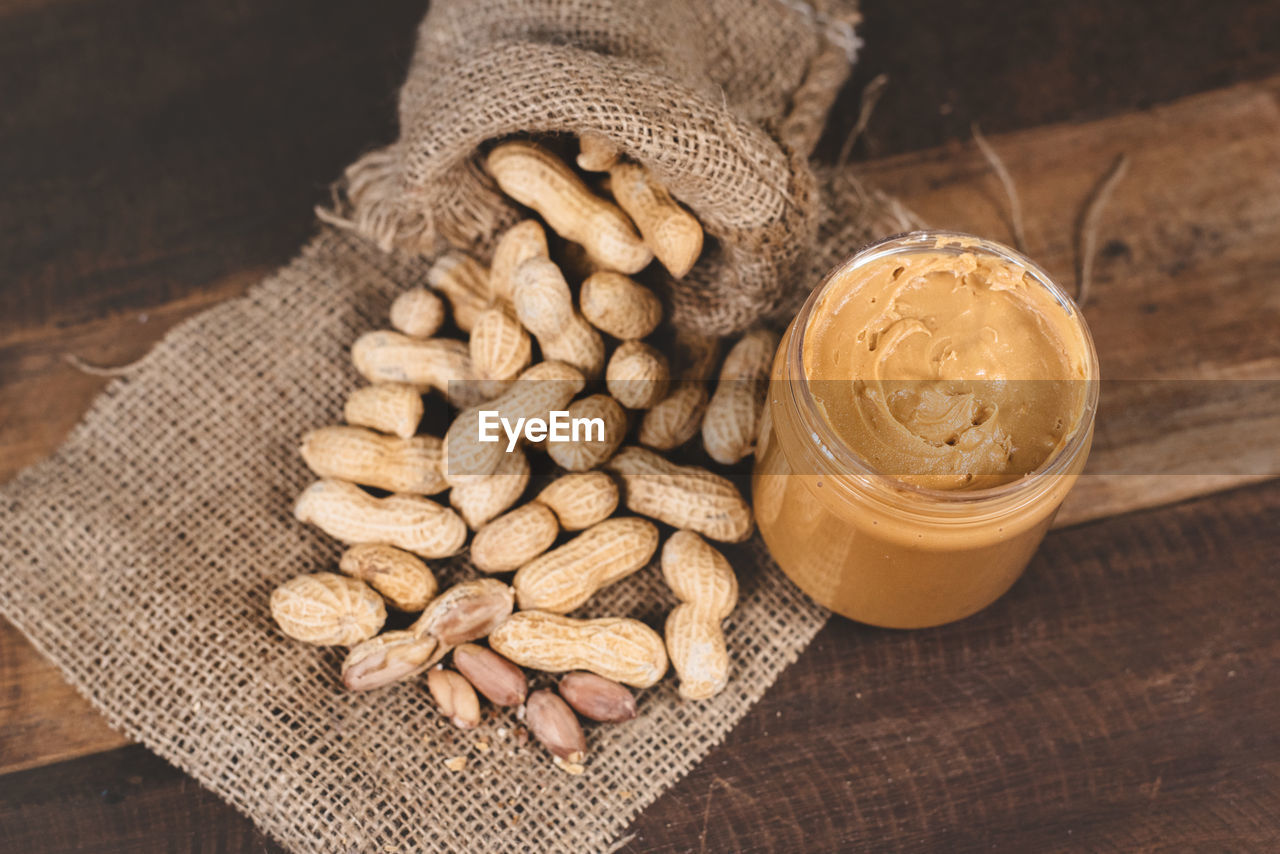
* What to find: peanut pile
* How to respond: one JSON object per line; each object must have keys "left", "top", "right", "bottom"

{"left": 271, "top": 135, "right": 776, "bottom": 773}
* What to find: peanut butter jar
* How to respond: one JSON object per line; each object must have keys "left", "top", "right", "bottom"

{"left": 753, "top": 232, "right": 1099, "bottom": 628}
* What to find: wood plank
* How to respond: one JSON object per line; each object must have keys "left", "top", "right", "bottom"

{"left": 0, "top": 621, "right": 127, "bottom": 775}
{"left": 0, "top": 270, "right": 264, "bottom": 484}
{"left": 862, "top": 77, "right": 1280, "bottom": 526}
{"left": 3, "top": 0, "right": 1277, "bottom": 342}
{"left": 621, "top": 478, "right": 1280, "bottom": 851}
{"left": 834, "top": 0, "right": 1280, "bottom": 159}
{"left": 2, "top": 77, "right": 1278, "bottom": 782}
{"left": 1, "top": 0, "right": 1278, "bottom": 838}
{"left": 0, "top": 0, "right": 428, "bottom": 338}
{"left": 0, "top": 745, "right": 283, "bottom": 853}
{"left": 2, "top": 479, "right": 1274, "bottom": 852}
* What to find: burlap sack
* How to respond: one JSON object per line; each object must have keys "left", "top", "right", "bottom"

{"left": 0, "top": 2, "right": 914, "bottom": 852}
{"left": 322, "top": 0, "right": 862, "bottom": 335}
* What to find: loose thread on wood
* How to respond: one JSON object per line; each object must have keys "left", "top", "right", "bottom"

{"left": 971, "top": 122, "right": 1027, "bottom": 253}
{"left": 314, "top": 203, "right": 356, "bottom": 231}
{"left": 1075, "top": 153, "right": 1130, "bottom": 308}
{"left": 63, "top": 352, "right": 146, "bottom": 377}
{"left": 836, "top": 73, "right": 889, "bottom": 170}
{"left": 885, "top": 194, "right": 927, "bottom": 233}
{"left": 604, "top": 833, "right": 637, "bottom": 854}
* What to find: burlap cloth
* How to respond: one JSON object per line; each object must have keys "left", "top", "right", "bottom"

{"left": 0, "top": 1, "right": 910, "bottom": 851}
{"left": 325, "top": 0, "right": 872, "bottom": 335}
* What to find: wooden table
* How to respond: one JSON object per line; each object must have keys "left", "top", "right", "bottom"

{"left": 2, "top": 1, "right": 1278, "bottom": 850}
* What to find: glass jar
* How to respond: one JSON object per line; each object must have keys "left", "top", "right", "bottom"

{"left": 752, "top": 231, "right": 1099, "bottom": 628}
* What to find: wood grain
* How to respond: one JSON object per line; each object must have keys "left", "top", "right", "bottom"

{"left": 832, "top": 0, "right": 1280, "bottom": 159}
{"left": 0, "top": 0, "right": 1278, "bottom": 849}
{"left": 621, "top": 479, "right": 1280, "bottom": 851}
{"left": 0, "top": 621, "right": 127, "bottom": 775}
{"left": 1, "top": 481, "right": 1274, "bottom": 852}
{"left": 862, "top": 78, "right": 1280, "bottom": 526}
{"left": 0, "top": 745, "right": 283, "bottom": 853}
{"left": 0, "top": 0, "right": 428, "bottom": 338}
{"left": 0, "top": 270, "right": 264, "bottom": 484}
{"left": 2, "top": 73, "right": 1278, "bottom": 790}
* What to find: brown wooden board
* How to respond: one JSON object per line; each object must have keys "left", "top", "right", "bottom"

{"left": 620, "top": 479, "right": 1280, "bottom": 851}
{"left": 0, "top": 0, "right": 428, "bottom": 339}
{"left": 0, "top": 745, "right": 283, "bottom": 853}
{"left": 2, "top": 0, "right": 1279, "bottom": 848}
{"left": 5, "top": 77, "right": 1277, "bottom": 781}
{"left": 1, "top": 481, "right": 1274, "bottom": 851}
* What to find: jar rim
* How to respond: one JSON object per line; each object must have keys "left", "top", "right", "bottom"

{"left": 784, "top": 229, "right": 1101, "bottom": 510}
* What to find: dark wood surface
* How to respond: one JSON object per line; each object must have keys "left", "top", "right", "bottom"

{"left": 2, "top": 0, "right": 1278, "bottom": 850}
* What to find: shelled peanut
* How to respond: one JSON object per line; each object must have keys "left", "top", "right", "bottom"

{"left": 428, "top": 668, "right": 482, "bottom": 730}
{"left": 342, "top": 630, "right": 444, "bottom": 691}
{"left": 526, "top": 689, "right": 588, "bottom": 773}
{"left": 453, "top": 643, "right": 528, "bottom": 706}
{"left": 558, "top": 671, "right": 637, "bottom": 722}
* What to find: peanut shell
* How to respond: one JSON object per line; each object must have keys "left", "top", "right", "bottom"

{"left": 545, "top": 393, "right": 627, "bottom": 472}
{"left": 270, "top": 573, "right": 386, "bottom": 646}
{"left": 343, "top": 383, "right": 423, "bottom": 440}
{"left": 342, "top": 630, "right": 443, "bottom": 691}
{"left": 300, "top": 425, "right": 445, "bottom": 495}
{"left": 338, "top": 543, "right": 438, "bottom": 612}
{"left": 294, "top": 479, "right": 467, "bottom": 558}
{"left": 412, "top": 579, "right": 515, "bottom": 646}
{"left": 389, "top": 287, "right": 446, "bottom": 338}
{"left": 470, "top": 502, "right": 559, "bottom": 574}
{"left": 604, "top": 446, "right": 752, "bottom": 542}
{"left": 513, "top": 517, "right": 659, "bottom": 614}
{"left": 536, "top": 472, "right": 619, "bottom": 531}
{"left": 489, "top": 611, "right": 668, "bottom": 688}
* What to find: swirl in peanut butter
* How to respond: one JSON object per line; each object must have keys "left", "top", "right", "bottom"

{"left": 803, "top": 247, "right": 1090, "bottom": 489}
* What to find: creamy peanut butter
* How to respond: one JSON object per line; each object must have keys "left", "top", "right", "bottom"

{"left": 753, "top": 233, "right": 1098, "bottom": 628}
{"left": 802, "top": 246, "right": 1091, "bottom": 489}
